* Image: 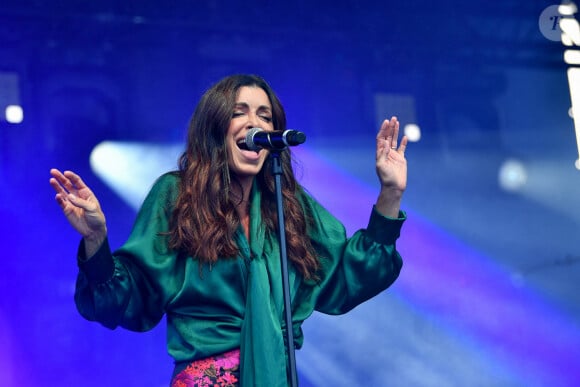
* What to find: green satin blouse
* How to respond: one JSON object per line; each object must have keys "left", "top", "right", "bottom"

{"left": 75, "top": 172, "right": 405, "bottom": 386}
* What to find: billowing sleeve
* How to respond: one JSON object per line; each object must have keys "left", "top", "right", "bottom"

{"left": 74, "top": 173, "right": 182, "bottom": 332}
{"left": 302, "top": 191, "right": 405, "bottom": 315}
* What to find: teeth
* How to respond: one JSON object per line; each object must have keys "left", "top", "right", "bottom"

{"left": 237, "top": 139, "right": 249, "bottom": 150}
{"left": 237, "top": 138, "right": 260, "bottom": 153}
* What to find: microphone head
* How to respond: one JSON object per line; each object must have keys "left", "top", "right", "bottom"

{"left": 285, "top": 130, "right": 306, "bottom": 146}
{"left": 245, "top": 127, "right": 264, "bottom": 151}
{"left": 244, "top": 128, "right": 306, "bottom": 151}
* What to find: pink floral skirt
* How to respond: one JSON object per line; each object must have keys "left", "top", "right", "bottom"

{"left": 171, "top": 349, "right": 240, "bottom": 387}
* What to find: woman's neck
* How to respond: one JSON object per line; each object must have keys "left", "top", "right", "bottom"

{"left": 231, "top": 176, "right": 254, "bottom": 237}
{"left": 236, "top": 197, "right": 251, "bottom": 241}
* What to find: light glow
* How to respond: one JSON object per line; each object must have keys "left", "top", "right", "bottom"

{"left": 559, "top": 2, "right": 578, "bottom": 16}
{"left": 5, "top": 105, "right": 23, "bottom": 124}
{"left": 90, "top": 141, "right": 182, "bottom": 209}
{"left": 568, "top": 68, "right": 580, "bottom": 167}
{"left": 499, "top": 159, "right": 527, "bottom": 192}
{"left": 561, "top": 17, "right": 580, "bottom": 45}
{"left": 564, "top": 49, "right": 580, "bottom": 64}
{"left": 403, "top": 123, "right": 421, "bottom": 142}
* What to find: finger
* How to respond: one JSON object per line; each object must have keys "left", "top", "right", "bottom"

{"left": 50, "top": 168, "right": 80, "bottom": 194}
{"left": 398, "top": 135, "right": 408, "bottom": 154}
{"left": 49, "top": 168, "right": 63, "bottom": 179}
{"left": 378, "top": 118, "right": 400, "bottom": 157}
{"left": 50, "top": 168, "right": 69, "bottom": 188}
{"left": 54, "top": 192, "right": 69, "bottom": 209}
{"left": 376, "top": 119, "right": 390, "bottom": 141}
{"left": 49, "top": 177, "right": 69, "bottom": 196}
{"left": 68, "top": 188, "right": 103, "bottom": 217}
{"left": 375, "top": 119, "right": 388, "bottom": 158}
{"left": 390, "top": 117, "right": 400, "bottom": 149}
{"left": 63, "top": 170, "right": 88, "bottom": 191}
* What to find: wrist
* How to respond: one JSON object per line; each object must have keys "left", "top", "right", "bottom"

{"left": 83, "top": 229, "right": 107, "bottom": 258}
{"left": 379, "top": 186, "right": 404, "bottom": 200}
{"left": 84, "top": 225, "right": 107, "bottom": 242}
{"left": 375, "top": 188, "right": 404, "bottom": 218}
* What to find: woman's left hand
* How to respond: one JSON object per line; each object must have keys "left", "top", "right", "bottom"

{"left": 375, "top": 116, "right": 408, "bottom": 217}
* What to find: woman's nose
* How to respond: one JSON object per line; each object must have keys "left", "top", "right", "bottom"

{"left": 246, "top": 113, "right": 260, "bottom": 128}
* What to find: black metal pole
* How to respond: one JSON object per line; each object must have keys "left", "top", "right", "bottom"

{"left": 270, "top": 151, "right": 298, "bottom": 387}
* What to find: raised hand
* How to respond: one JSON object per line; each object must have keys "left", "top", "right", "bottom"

{"left": 49, "top": 169, "right": 107, "bottom": 256}
{"left": 375, "top": 116, "right": 408, "bottom": 217}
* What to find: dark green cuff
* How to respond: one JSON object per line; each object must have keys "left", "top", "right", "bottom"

{"left": 77, "top": 238, "right": 115, "bottom": 284}
{"left": 366, "top": 206, "right": 406, "bottom": 245}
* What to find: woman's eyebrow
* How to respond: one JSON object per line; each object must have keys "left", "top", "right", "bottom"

{"left": 233, "top": 102, "right": 249, "bottom": 109}
{"left": 233, "top": 102, "right": 271, "bottom": 112}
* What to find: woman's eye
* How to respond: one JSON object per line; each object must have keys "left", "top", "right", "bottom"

{"left": 232, "top": 112, "right": 244, "bottom": 118}
{"left": 260, "top": 116, "right": 272, "bottom": 123}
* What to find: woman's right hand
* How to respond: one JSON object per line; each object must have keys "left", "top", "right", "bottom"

{"left": 49, "top": 169, "right": 107, "bottom": 256}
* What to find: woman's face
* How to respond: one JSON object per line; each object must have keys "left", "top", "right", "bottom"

{"left": 226, "top": 86, "right": 274, "bottom": 181}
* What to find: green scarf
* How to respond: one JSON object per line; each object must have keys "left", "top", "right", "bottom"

{"left": 239, "top": 183, "right": 293, "bottom": 386}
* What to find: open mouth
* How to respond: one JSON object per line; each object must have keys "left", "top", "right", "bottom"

{"left": 237, "top": 138, "right": 260, "bottom": 153}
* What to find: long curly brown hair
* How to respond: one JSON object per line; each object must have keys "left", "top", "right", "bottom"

{"left": 168, "top": 74, "right": 320, "bottom": 280}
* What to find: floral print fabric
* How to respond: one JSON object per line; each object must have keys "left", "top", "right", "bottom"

{"left": 171, "top": 349, "right": 240, "bottom": 387}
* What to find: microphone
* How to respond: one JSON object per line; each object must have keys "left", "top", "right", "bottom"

{"left": 245, "top": 128, "right": 306, "bottom": 151}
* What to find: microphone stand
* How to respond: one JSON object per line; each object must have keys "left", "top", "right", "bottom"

{"left": 270, "top": 150, "right": 298, "bottom": 387}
